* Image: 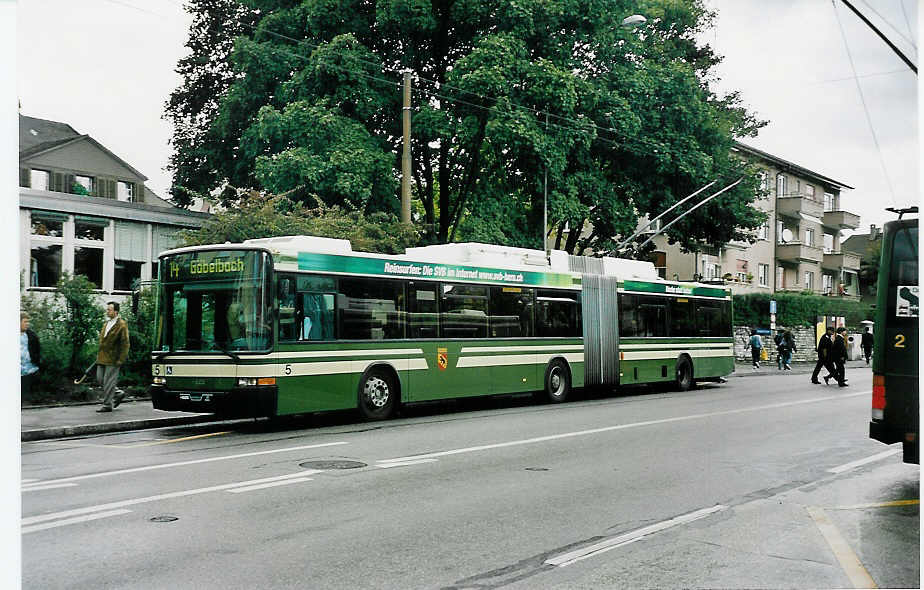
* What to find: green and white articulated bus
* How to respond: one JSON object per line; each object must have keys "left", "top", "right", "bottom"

{"left": 150, "top": 237, "right": 733, "bottom": 419}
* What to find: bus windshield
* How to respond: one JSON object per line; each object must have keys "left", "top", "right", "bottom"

{"left": 156, "top": 250, "right": 272, "bottom": 352}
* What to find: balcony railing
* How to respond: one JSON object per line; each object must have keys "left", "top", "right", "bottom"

{"left": 776, "top": 241, "right": 823, "bottom": 263}
{"left": 777, "top": 195, "right": 824, "bottom": 219}
{"left": 821, "top": 251, "right": 862, "bottom": 271}
{"left": 822, "top": 209, "right": 861, "bottom": 230}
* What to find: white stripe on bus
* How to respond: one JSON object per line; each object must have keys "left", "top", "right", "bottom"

{"left": 619, "top": 343, "right": 732, "bottom": 350}
{"left": 153, "top": 358, "right": 430, "bottom": 378}
{"left": 620, "top": 350, "right": 732, "bottom": 360}
{"left": 460, "top": 345, "right": 584, "bottom": 353}
{"left": 153, "top": 348, "right": 424, "bottom": 361}
{"left": 456, "top": 353, "right": 584, "bottom": 368}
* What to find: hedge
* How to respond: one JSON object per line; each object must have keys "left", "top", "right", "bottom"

{"left": 732, "top": 293, "right": 874, "bottom": 330}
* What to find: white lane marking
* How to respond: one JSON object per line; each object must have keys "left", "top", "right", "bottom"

{"left": 22, "top": 470, "right": 324, "bottom": 527}
{"left": 22, "top": 509, "right": 132, "bottom": 534}
{"left": 828, "top": 449, "right": 901, "bottom": 474}
{"left": 806, "top": 506, "right": 878, "bottom": 588}
{"left": 21, "top": 479, "right": 40, "bottom": 483}
{"left": 378, "top": 392, "right": 866, "bottom": 464}
{"left": 227, "top": 477, "right": 314, "bottom": 493}
{"left": 25, "top": 441, "right": 347, "bottom": 487}
{"left": 21, "top": 483, "right": 78, "bottom": 492}
{"left": 375, "top": 459, "right": 438, "bottom": 469}
{"left": 545, "top": 505, "right": 728, "bottom": 567}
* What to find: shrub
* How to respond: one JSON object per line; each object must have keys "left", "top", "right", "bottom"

{"left": 733, "top": 292, "right": 874, "bottom": 330}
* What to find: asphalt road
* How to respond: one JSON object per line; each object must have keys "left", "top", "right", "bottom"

{"left": 22, "top": 369, "right": 919, "bottom": 589}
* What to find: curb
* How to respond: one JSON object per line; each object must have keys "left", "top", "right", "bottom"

{"left": 21, "top": 414, "right": 223, "bottom": 442}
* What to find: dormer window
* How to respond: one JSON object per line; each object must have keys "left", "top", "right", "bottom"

{"left": 117, "top": 181, "right": 135, "bottom": 202}
{"left": 74, "top": 175, "right": 94, "bottom": 196}
{"left": 30, "top": 169, "right": 49, "bottom": 191}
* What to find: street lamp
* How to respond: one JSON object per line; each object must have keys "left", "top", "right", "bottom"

{"left": 542, "top": 13, "right": 647, "bottom": 255}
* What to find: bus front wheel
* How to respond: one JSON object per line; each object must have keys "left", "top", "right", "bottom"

{"left": 543, "top": 360, "right": 571, "bottom": 403}
{"left": 358, "top": 368, "right": 397, "bottom": 420}
{"left": 675, "top": 357, "right": 694, "bottom": 391}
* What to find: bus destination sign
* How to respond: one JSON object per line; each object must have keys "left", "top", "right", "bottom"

{"left": 164, "top": 251, "right": 259, "bottom": 281}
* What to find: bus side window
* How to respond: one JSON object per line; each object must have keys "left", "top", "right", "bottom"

{"left": 638, "top": 296, "right": 667, "bottom": 337}
{"left": 619, "top": 294, "right": 638, "bottom": 337}
{"left": 536, "top": 290, "right": 580, "bottom": 337}
{"left": 408, "top": 282, "right": 438, "bottom": 338}
{"left": 301, "top": 293, "right": 335, "bottom": 341}
{"left": 277, "top": 274, "right": 298, "bottom": 342}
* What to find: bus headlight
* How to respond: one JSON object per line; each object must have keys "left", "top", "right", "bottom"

{"left": 152, "top": 376, "right": 166, "bottom": 385}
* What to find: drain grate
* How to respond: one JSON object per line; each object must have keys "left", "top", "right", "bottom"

{"left": 525, "top": 467, "right": 550, "bottom": 472}
{"left": 150, "top": 515, "right": 179, "bottom": 523}
{"left": 299, "top": 459, "right": 367, "bottom": 470}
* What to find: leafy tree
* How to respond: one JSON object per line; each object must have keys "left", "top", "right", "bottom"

{"left": 857, "top": 239, "right": 881, "bottom": 299}
{"left": 54, "top": 273, "right": 104, "bottom": 373}
{"left": 180, "top": 192, "right": 419, "bottom": 254}
{"left": 169, "top": 0, "right": 765, "bottom": 254}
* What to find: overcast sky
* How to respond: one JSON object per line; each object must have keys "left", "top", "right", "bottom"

{"left": 16, "top": 0, "right": 919, "bottom": 234}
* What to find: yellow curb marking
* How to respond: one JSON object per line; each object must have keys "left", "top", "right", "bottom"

{"left": 831, "top": 499, "right": 919, "bottom": 510}
{"left": 116, "top": 431, "right": 231, "bottom": 447}
{"left": 806, "top": 506, "right": 877, "bottom": 589}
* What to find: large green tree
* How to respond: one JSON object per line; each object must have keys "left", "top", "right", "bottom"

{"left": 167, "top": 0, "right": 766, "bottom": 254}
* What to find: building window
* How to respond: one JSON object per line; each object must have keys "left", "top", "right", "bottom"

{"left": 117, "top": 181, "right": 135, "bottom": 202}
{"left": 31, "top": 213, "right": 64, "bottom": 237}
{"left": 823, "top": 233, "right": 834, "bottom": 254}
{"left": 823, "top": 274, "right": 834, "bottom": 294}
{"left": 759, "top": 171, "right": 769, "bottom": 192}
{"left": 73, "top": 175, "right": 94, "bottom": 196}
{"left": 758, "top": 263, "right": 769, "bottom": 287}
{"left": 114, "top": 259, "right": 143, "bottom": 291}
{"left": 794, "top": 179, "right": 801, "bottom": 196}
{"left": 776, "top": 266, "right": 784, "bottom": 289}
{"left": 804, "top": 271, "right": 814, "bottom": 290}
{"left": 30, "top": 170, "right": 49, "bottom": 191}
{"left": 805, "top": 185, "right": 815, "bottom": 200}
{"left": 777, "top": 220, "right": 785, "bottom": 243}
{"left": 776, "top": 173, "right": 787, "bottom": 197}
{"left": 30, "top": 244, "right": 62, "bottom": 287}
{"left": 74, "top": 247, "right": 104, "bottom": 289}
{"left": 824, "top": 193, "right": 834, "bottom": 212}
{"left": 75, "top": 218, "right": 106, "bottom": 241}
{"left": 804, "top": 228, "right": 814, "bottom": 246}
{"left": 759, "top": 220, "right": 770, "bottom": 240}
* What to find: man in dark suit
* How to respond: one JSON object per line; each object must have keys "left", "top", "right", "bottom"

{"left": 811, "top": 326, "right": 835, "bottom": 384}
{"left": 831, "top": 327, "right": 849, "bottom": 387}
{"left": 861, "top": 327, "right": 874, "bottom": 365}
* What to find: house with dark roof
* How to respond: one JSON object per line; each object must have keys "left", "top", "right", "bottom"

{"left": 18, "top": 114, "right": 209, "bottom": 297}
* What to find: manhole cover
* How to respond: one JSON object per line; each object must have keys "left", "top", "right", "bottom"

{"left": 299, "top": 460, "right": 367, "bottom": 470}
{"left": 525, "top": 467, "right": 550, "bottom": 472}
{"left": 150, "top": 516, "right": 179, "bottom": 523}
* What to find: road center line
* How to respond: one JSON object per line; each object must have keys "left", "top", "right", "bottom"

{"left": 545, "top": 505, "right": 727, "bottom": 567}
{"left": 827, "top": 449, "right": 901, "bottom": 474}
{"left": 22, "top": 470, "right": 324, "bottom": 528}
{"left": 376, "top": 459, "right": 438, "bottom": 468}
{"left": 227, "top": 477, "right": 314, "bottom": 493}
{"left": 379, "top": 392, "right": 866, "bottom": 464}
{"left": 24, "top": 441, "right": 347, "bottom": 487}
{"left": 21, "top": 483, "right": 78, "bottom": 493}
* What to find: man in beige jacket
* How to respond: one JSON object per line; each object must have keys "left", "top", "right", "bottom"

{"left": 96, "top": 301, "right": 130, "bottom": 412}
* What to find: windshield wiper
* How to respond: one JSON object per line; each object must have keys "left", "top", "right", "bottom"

{"left": 213, "top": 343, "right": 240, "bottom": 362}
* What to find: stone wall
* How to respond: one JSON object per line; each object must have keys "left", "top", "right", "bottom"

{"left": 734, "top": 325, "right": 819, "bottom": 363}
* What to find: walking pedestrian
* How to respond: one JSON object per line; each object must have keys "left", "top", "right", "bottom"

{"left": 20, "top": 312, "right": 40, "bottom": 398}
{"left": 748, "top": 329, "right": 763, "bottom": 370}
{"left": 811, "top": 326, "right": 836, "bottom": 384}
{"left": 861, "top": 327, "right": 874, "bottom": 365}
{"left": 96, "top": 301, "right": 130, "bottom": 412}
{"left": 782, "top": 330, "right": 796, "bottom": 370}
{"left": 831, "top": 327, "right": 849, "bottom": 387}
{"left": 774, "top": 329, "right": 785, "bottom": 370}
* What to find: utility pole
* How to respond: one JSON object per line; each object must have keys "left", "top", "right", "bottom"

{"left": 543, "top": 112, "right": 549, "bottom": 255}
{"left": 401, "top": 71, "right": 412, "bottom": 223}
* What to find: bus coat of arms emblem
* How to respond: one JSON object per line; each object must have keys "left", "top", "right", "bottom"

{"left": 437, "top": 347, "right": 448, "bottom": 371}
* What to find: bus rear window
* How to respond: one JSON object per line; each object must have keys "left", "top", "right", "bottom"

{"left": 890, "top": 226, "right": 918, "bottom": 284}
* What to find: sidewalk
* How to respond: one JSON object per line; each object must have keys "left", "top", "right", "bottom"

{"left": 21, "top": 399, "right": 223, "bottom": 442}
{"left": 22, "top": 360, "right": 873, "bottom": 442}
{"left": 731, "top": 358, "right": 869, "bottom": 378}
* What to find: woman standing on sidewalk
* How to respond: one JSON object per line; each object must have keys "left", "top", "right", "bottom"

{"left": 748, "top": 330, "right": 763, "bottom": 370}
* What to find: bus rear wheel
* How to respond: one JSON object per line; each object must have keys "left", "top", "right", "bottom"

{"left": 358, "top": 368, "right": 397, "bottom": 420}
{"left": 675, "top": 357, "right": 694, "bottom": 391}
{"left": 542, "top": 360, "right": 571, "bottom": 403}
